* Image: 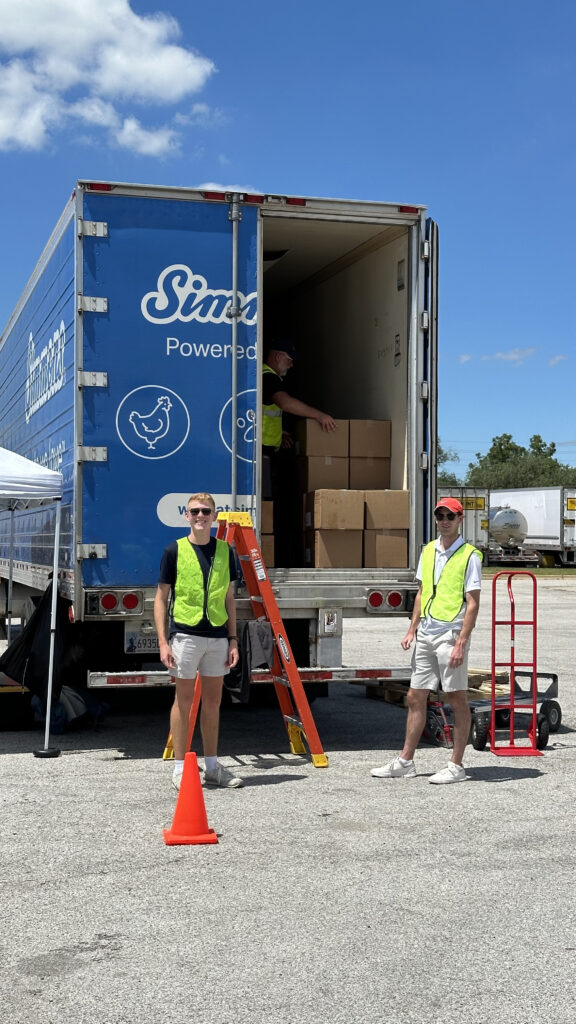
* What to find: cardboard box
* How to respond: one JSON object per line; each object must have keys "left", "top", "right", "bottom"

{"left": 260, "top": 534, "right": 275, "bottom": 568}
{"left": 349, "top": 419, "right": 391, "bottom": 458}
{"left": 261, "top": 500, "right": 274, "bottom": 534}
{"left": 349, "top": 458, "right": 390, "bottom": 489}
{"left": 295, "top": 419, "right": 349, "bottom": 458}
{"left": 297, "top": 456, "right": 349, "bottom": 491}
{"left": 363, "top": 529, "right": 408, "bottom": 568}
{"left": 304, "top": 489, "right": 365, "bottom": 530}
{"left": 304, "top": 530, "right": 363, "bottom": 568}
{"left": 364, "top": 490, "right": 410, "bottom": 529}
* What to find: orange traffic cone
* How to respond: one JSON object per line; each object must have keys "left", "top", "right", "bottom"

{"left": 163, "top": 752, "right": 218, "bottom": 846}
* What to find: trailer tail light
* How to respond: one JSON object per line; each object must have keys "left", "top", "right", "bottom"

{"left": 398, "top": 205, "right": 419, "bottom": 214}
{"left": 122, "top": 593, "right": 140, "bottom": 611}
{"left": 87, "top": 183, "right": 113, "bottom": 191}
{"left": 286, "top": 197, "right": 307, "bottom": 206}
{"left": 367, "top": 590, "right": 405, "bottom": 612}
{"left": 101, "top": 593, "right": 118, "bottom": 610}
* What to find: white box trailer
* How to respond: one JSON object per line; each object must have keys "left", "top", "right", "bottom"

{"left": 490, "top": 487, "right": 576, "bottom": 567}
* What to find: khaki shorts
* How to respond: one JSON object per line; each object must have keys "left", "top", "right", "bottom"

{"left": 410, "top": 630, "right": 469, "bottom": 693}
{"left": 171, "top": 634, "right": 229, "bottom": 679}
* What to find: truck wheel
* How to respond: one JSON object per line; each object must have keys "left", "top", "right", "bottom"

{"left": 540, "top": 699, "right": 562, "bottom": 732}
{"left": 470, "top": 715, "right": 489, "bottom": 751}
{"left": 536, "top": 714, "right": 550, "bottom": 750}
{"left": 495, "top": 708, "right": 511, "bottom": 728}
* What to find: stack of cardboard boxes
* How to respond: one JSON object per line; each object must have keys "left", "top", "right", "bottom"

{"left": 260, "top": 418, "right": 410, "bottom": 570}
{"left": 303, "top": 488, "right": 409, "bottom": 568}
{"left": 295, "top": 418, "right": 391, "bottom": 490}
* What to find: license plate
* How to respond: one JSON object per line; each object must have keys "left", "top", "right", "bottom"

{"left": 124, "top": 625, "right": 160, "bottom": 654}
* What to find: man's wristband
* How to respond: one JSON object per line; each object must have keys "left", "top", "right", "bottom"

{"left": 228, "top": 635, "right": 238, "bottom": 641}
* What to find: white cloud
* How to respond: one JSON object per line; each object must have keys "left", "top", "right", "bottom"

{"left": 458, "top": 354, "right": 473, "bottom": 364}
{"left": 113, "top": 116, "right": 180, "bottom": 157}
{"left": 0, "top": 0, "right": 216, "bottom": 154}
{"left": 482, "top": 347, "right": 537, "bottom": 367}
{"left": 549, "top": 354, "right": 568, "bottom": 367}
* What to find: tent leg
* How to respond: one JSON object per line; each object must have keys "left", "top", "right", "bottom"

{"left": 7, "top": 509, "right": 14, "bottom": 644}
{"left": 34, "top": 499, "right": 62, "bottom": 759}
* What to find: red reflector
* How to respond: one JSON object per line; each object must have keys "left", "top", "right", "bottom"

{"left": 286, "top": 197, "right": 307, "bottom": 206}
{"left": 203, "top": 191, "right": 227, "bottom": 201}
{"left": 398, "top": 205, "right": 419, "bottom": 214}
{"left": 243, "top": 194, "right": 265, "bottom": 204}
{"left": 122, "top": 593, "right": 139, "bottom": 610}
{"left": 368, "top": 591, "right": 384, "bottom": 608}
{"left": 386, "top": 591, "right": 403, "bottom": 609}
{"left": 87, "top": 183, "right": 113, "bottom": 191}
{"left": 68, "top": 606, "right": 75, "bottom": 623}
{"left": 101, "top": 593, "right": 118, "bottom": 610}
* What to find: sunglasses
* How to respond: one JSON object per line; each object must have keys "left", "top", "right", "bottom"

{"left": 435, "top": 511, "right": 457, "bottom": 521}
{"left": 187, "top": 507, "right": 213, "bottom": 517}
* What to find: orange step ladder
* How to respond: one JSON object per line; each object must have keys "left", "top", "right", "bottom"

{"left": 163, "top": 512, "right": 328, "bottom": 767}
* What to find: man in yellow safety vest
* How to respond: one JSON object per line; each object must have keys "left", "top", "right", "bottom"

{"left": 262, "top": 341, "right": 336, "bottom": 565}
{"left": 154, "top": 492, "right": 242, "bottom": 792}
{"left": 371, "top": 496, "right": 482, "bottom": 785}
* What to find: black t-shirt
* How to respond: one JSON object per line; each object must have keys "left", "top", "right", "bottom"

{"left": 262, "top": 368, "right": 288, "bottom": 405}
{"left": 158, "top": 536, "right": 238, "bottom": 638}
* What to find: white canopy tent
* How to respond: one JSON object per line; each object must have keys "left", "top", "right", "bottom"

{"left": 0, "top": 447, "right": 63, "bottom": 755}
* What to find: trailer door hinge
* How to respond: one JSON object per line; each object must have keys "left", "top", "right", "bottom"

{"left": 420, "top": 311, "right": 430, "bottom": 330}
{"left": 78, "top": 446, "right": 108, "bottom": 462}
{"left": 78, "top": 371, "right": 108, "bottom": 388}
{"left": 78, "top": 295, "right": 108, "bottom": 314}
{"left": 77, "top": 219, "right": 108, "bottom": 238}
{"left": 420, "top": 381, "right": 429, "bottom": 400}
{"left": 420, "top": 452, "right": 429, "bottom": 470}
{"left": 77, "top": 543, "right": 107, "bottom": 560}
{"left": 421, "top": 240, "right": 430, "bottom": 260}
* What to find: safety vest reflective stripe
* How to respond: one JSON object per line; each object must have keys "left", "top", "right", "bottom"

{"left": 173, "top": 538, "right": 230, "bottom": 627}
{"left": 420, "top": 541, "right": 482, "bottom": 621}
{"left": 262, "top": 364, "right": 283, "bottom": 450}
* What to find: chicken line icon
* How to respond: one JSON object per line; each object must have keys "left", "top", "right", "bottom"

{"left": 128, "top": 394, "right": 172, "bottom": 449}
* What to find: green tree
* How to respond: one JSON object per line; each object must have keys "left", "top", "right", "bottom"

{"left": 466, "top": 433, "right": 576, "bottom": 487}
{"left": 437, "top": 439, "right": 463, "bottom": 486}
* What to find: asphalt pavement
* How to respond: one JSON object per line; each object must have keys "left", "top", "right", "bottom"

{"left": 2, "top": 576, "right": 576, "bottom": 1024}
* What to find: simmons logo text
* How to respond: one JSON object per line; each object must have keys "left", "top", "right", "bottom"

{"left": 141, "top": 266, "right": 257, "bottom": 326}
{"left": 25, "top": 321, "right": 66, "bottom": 423}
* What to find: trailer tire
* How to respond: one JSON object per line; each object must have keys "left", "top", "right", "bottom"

{"left": 536, "top": 714, "right": 550, "bottom": 750}
{"left": 470, "top": 715, "right": 489, "bottom": 751}
{"left": 495, "top": 708, "right": 511, "bottom": 728}
{"left": 540, "top": 699, "right": 562, "bottom": 733}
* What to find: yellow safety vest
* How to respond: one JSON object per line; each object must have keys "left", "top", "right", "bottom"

{"left": 262, "top": 364, "right": 283, "bottom": 450}
{"left": 173, "top": 538, "right": 230, "bottom": 627}
{"left": 420, "top": 541, "right": 482, "bottom": 621}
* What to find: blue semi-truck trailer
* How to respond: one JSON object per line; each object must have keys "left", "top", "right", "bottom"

{"left": 0, "top": 181, "right": 438, "bottom": 687}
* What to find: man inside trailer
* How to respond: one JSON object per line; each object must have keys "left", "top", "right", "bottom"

{"left": 262, "top": 340, "right": 336, "bottom": 566}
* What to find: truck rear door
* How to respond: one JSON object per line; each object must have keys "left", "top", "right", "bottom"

{"left": 78, "top": 186, "right": 258, "bottom": 588}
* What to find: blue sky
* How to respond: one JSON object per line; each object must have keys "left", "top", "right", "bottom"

{"left": 1, "top": 0, "right": 574, "bottom": 477}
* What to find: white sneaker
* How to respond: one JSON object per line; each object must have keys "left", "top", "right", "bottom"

{"left": 203, "top": 763, "right": 244, "bottom": 788}
{"left": 371, "top": 757, "right": 416, "bottom": 779}
{"left": 172, "top": 769, "right": 183, "bottom": 792}
{"left": 429, "top": 762, "right": 467, "bottom": 785}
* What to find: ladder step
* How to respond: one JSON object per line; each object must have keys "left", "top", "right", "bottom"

{"left": 283, "top": 714, "right": 304, "bottom": 729}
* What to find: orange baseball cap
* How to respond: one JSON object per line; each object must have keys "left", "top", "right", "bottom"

{"left": 435, "top": 497, "right": 463, "bottom": 515}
